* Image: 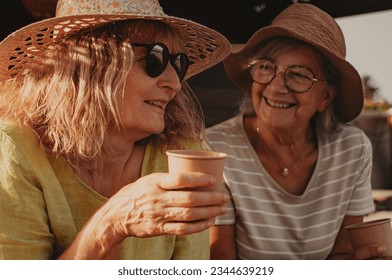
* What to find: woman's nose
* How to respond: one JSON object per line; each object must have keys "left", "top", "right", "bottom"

{"left": 158, "top": 63, "right": 182, "bottom": 93}
{"left": 269, "top": 69, "right": 289, "bottom": 92}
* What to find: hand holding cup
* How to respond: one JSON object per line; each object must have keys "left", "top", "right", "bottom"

{"left": 345, "top": 218, "right": 392, "bottom": 259}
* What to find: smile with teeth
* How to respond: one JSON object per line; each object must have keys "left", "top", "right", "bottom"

{"left": 264, "top": 96, "right": 295, "bottom": 109}
{"left": 145, "top": 100, "right": 167, "bottom": 110}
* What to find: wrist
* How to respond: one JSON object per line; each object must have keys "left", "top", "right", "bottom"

{"left": 83, "top": 205, "right": 125, "bottom": 259}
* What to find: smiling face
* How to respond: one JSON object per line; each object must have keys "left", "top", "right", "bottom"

{"left": 100, "top": 20, "right": 203, "bottom": 149}
{"left": 116, "top": 38, "right": 182, "bottom": 140}
{"left": 251, "top": 43, "right": 335, "bottom": 131}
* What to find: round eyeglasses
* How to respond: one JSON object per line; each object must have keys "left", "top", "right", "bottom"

{"left": 248, "top": 58, "right": 325, "bottom": 93}
{"left": 132, "top": 43, "right": 189, "bottom": 81}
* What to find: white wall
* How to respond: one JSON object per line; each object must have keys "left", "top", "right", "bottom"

{"left": 336, "top": 9, "right": 392, "bottom": 103}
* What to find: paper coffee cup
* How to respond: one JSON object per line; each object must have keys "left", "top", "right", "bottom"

{"left": 345, "top": 218, "right": 392, "bottom": 257}
{"left": 166, "top": 150, "right": 227, "bottom": 191}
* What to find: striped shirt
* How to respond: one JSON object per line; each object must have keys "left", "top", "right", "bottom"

{"left": 205, "top": 115, "right": 375, "bottom": 260}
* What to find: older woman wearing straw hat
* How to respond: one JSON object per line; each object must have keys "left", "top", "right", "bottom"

{"left": 206, "top": 3, "right": 386, "bottom": 259}
{"left": 0, "top": 0, "right": 231, "bottom": 259}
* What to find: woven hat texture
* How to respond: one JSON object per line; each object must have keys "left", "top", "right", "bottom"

{"left": 0, "top": 0, "right": 231, "bottom": 81}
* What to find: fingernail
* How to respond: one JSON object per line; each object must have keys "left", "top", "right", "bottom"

{"left": 221, "top": 206, "right": 227, "bottom": 213}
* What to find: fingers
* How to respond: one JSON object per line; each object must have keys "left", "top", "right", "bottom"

{"left": 163, "top": 190, "right": 229, "bottom": 207}
{"left": 143, "top": 172, "right": 230, "bottom": 206}
{"left": 108, "top": 172, "right": 229, "bottom": 238}
{"left": 165, "top": 205, "right": 227, "bottom": 222}
{"left": 352, "top": 244, "right": 386, "bottom": 260}
{"left": 156, "top": 172, "right": 216, "bottom": 191}
{"left": 124, "top": 205, "right": 226, "bottom": 237}
{"left": 161, "top": 218, "right": 217, "bottom": 235}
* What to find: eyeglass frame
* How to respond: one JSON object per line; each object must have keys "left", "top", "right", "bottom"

{"left": 247, "top": 58, "right": 326, "bottom": 93}
{"left": 132, "top": 42, "right": 189, "bottom": 81}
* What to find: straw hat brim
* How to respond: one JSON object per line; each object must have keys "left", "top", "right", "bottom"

{"left": 0, "top": 14, "right": 231, "bottom": 81}
{"left": 224, "top": 26, "right": 363, "bottom": 122}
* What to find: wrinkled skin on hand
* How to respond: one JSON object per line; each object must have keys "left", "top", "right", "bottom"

{"left": 58, "top": 171, "right": 229, "bottom": 259}
{"left": 102, "top": 171, "right": 229, "bottom": 239}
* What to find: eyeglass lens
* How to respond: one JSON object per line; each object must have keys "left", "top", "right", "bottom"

{"left": 248, "top": 58, "right": 318, "bottom": 93}
{"left": 133, "top": 43, "right": 189, "bottom": 81}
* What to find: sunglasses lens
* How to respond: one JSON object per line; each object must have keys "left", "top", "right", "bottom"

{"left": 172, "top": 53, "right": 189, "bottom": 81}
{"left": 135, "top": 43, "right": 189, "bottom": 81}
{"left": 146, "top": 44, "right": 167, "bottom": 77}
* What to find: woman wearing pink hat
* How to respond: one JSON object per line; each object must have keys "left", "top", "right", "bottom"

{"left": 206, "top": 3, "right": 384, "bottom": 259}
{"left": 0, "top": 0, "right": 231, "bottom": 259}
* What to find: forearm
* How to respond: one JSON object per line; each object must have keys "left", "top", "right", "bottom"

{"left": 58, "top": 206, "right": 124, "bottom": 260}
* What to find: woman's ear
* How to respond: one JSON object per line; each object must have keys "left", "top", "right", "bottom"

{"left": 318, "top": 87, "right": 336, "bottom": 112}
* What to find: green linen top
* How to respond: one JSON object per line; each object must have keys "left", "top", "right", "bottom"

{"left": 0, "top": 120, "right": 208, "bottom": 260}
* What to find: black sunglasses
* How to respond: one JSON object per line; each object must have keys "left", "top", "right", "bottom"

{"left": 132, "top": 43, "right": 189, "bottom": 81}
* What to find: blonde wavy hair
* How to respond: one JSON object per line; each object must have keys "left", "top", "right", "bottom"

{"left": 0, "top": 20, "right": 204, "bottom": 167}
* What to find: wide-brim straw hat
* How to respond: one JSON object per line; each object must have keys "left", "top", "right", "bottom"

{"left": 224, "top": 3, "right": 363, "bottom": 122}
{"left": 0, "top": 0, "right": 230, "bottom": 81}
